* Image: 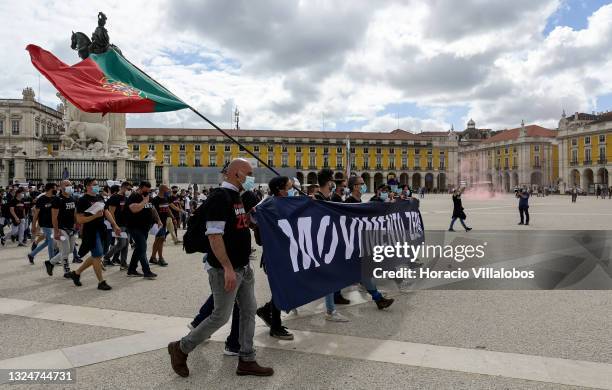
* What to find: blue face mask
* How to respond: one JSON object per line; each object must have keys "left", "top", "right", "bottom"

{"left": 242, "top": 176, "right": 255, "bottom": 192}
{"left": 390, "top": 185, "right": 398, "bottom": 193}
{"left": 64, "top": 186, "right": 74, "bottom": 195}
{"left": 287, "top": 188, "right": 297, "bottom": 197}
{"left": 380, "top": 192, "right": 389, "bottom": 201}
{"left": 92, "top": 185, "right": 100, "bottom": 195}
{"left": 359, "top": 184, "right": 367, "bottom": 194}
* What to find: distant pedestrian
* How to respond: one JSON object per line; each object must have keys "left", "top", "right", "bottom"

{"left": 571, "top": 187, "right": 578, "bottom": 203}
{"left": 448, "top": 187, "right": 472, "bottom": 232}
{"left": 517, "top": 188, "right": 530, "bottom": 226}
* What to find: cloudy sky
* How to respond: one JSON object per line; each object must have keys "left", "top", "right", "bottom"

{"left": 1, "top": 0, "right": 611, "bottom": 133}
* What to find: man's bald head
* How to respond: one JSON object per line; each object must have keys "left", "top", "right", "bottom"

{"left": 226, "top": 158, "right": 253, "bottom": 189}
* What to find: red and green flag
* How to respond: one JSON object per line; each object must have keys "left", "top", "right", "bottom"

{"left": 26, "top": 44, "right": 188, "bottom": 114}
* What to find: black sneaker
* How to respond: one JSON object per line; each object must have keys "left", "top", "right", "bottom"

{"left": 72, "top": 257, "right": 83, "bottom": 264}
{"left": 518, "top": 222, "right": 524, "bottom": 225}
{"left": 18, "top": 243, "right": 27, "bottom": 247}
{"left": 158, "top": 258, "right": 168, "bottom": 267}
{"left": 97, "top": 281, "right": 112, "bottom": 290}
{"left": 448, "top": 228, "right": 455, "bottom": 232}
{"left": 120, "top": 263, "right": 128, "bottom": 271}
{"left": 112, "top": 257, "right": 121, "bottom": 265}
{"left": 68, "top": 271, "right": 82, "bottom": 286}
{"left": 1, "top": 237, "right": 5, "bottom": 246}
{"left": 44, "top": 260, "right": 54, "bottom": 276}
{"left": 63, "top": 272, "right": 71, "bottom": 279}
{"left": 375, "top": 296, "right": 394, "bottom": 310}
{"left": 143, "top": 272, "right": 157, "bottom": 280}
{"left": 31, "top": 241, "right": 37, "bottom": 252}
{"left": 256, "top": 306, "right": 272, "bottom": 328}
{"left": 27, "top": 254, "right": 34, "bottom": 264}
{"left": 127, "top": 270, "right": 144, "bottom": 277}
{"left": 149, "top": 258, "right": 158, "bottom": 265}
{"left": 334, "top": 295, "right": 351, "bottom": 305}
{"left": 103, "top": 259, "right": 115, "bottom": 267}
{"left": 270, "top": 326, "right": 294, "bottom": 340}
{"left": 465, "top": 227, "right": 472, "bottom": 231}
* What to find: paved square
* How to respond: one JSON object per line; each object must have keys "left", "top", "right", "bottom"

{"left": 1, "top": 194, "right": 611, "bottom": 389}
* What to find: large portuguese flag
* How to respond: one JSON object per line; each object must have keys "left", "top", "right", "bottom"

{"left": 26, "top": 44, "right": 188, "bottom": 114}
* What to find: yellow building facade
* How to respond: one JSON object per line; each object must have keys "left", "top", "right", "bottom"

{"left": 126, "top": 128, "right": 460, "bottom": 191}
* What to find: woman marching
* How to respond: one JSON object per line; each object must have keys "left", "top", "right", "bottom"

{"left": 448, "top": 187, "right": 472, "bottom": 232}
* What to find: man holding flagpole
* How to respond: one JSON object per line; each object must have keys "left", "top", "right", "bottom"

{"left": 168, "top": 159, "right": 274, "bottom": 378}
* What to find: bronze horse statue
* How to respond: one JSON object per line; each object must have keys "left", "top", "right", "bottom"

{"left": 70, "top": 31, "right": 92, "bottom": 60}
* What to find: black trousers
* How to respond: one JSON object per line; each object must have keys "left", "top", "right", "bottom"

{"left": 519, "top": 207, "right": 529, "bottom": 224}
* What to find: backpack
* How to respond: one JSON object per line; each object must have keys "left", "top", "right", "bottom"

{"left": 182, "top": 188, "right": 233, "bottom": 254}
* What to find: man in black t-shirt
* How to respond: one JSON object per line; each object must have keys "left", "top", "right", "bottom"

{"left": 27, "top": 183, "right": 57, "bottom": 264}
{"left": 103, "top": 181, "right": 132, "bottom": 269}
{"left": 125, "top": 181, "right": 162, "bottom": 279}
{"left": 150, "top": 184, "right": 171, "bottom": 267}
{"left": 9, "top": 188, "right": 28, "bottom": 246}
{"left": 330, "top": 179, "right": 347, "bottom": 203}
{"left": 68, "top": 178, "right": 119, "bottom": 291}
{"left": 45, "top": 180, "right": 78, "bottom": 277}
{"left": 345, "top": 175, "right": 366, "bottom": 204}
{"left": 169, "top": 158, "right": 273, "bottom": 378}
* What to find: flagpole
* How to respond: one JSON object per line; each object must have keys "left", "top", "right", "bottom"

{"left": 187, "top": 106, "right": 280, "bottom": 176}
{"left": 98, "top": 49, "right": 307, "bottom": 193}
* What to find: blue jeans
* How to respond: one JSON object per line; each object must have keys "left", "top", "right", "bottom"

{"left": 449, "top": 217, "right": 467, "bottom": 230}
{"left": 29, "top": 227, "right": 54, "bottom": 260}
{"left": 192, "top": 294, "right": 240, "bottom": 350}
{"left": 127, "top": 228, "right": 151, "bottom": 274}
{"left": 325, "top": 293, "right": 336, "bottom": 313}
{"left": 362, "top": 277, "right": 383, "bottom": 301}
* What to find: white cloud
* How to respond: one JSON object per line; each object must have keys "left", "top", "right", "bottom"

{"left": 1, "top": 0, "right": 611, "bottom": 133}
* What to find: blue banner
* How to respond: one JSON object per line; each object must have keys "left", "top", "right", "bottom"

{"left": 255, "top": 196, "right": 424, "bottom": 310}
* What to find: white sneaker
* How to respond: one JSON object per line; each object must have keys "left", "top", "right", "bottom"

{"left": 223, "top": 346, "right": 240, "bottom": 356}
{"left": 325, "top": 311, "right": 349, "bottom": 322}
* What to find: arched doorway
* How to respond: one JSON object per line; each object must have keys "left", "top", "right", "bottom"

{"left": 503, "top": 172, "right": 511, "bottom": 192}
{"left": 530, "top": 171, "right": 542, "bottom": 187}
{"left": 334, "top": 172, "right": 344, "bottom": 180}
{"left": 583, "top": 168, "right": 594, "bottom": 193}
{"left": 425, "top": 173, "right": 434, "bottom": 190}
{"left": 570, "top": 169, "right": 581, "bottom": 187}
{"left": 296, "top": 172, "right": 304, "bottom": 186}
{"left": 597, "top": 167, "right": 609, "bottom": 186}
{"left": 399, "top": 173, "right": 409, "bottom": 185}
{"left": 306, "top": 172, "right": 317, "bottom": 185}
{"left": 412, "top": 173, "right": 422, "bottom": 189}
{"left": 437, "top": 173, "right": 446, "bottom": 191}
{"left": 512, "top": 172, "right": 519, "bottom": 188}
{"left": 374, "top": 172, "right": 384, "bottom": 190}
{"left": 361, "top": 172, "right": 371, "bottom": 192}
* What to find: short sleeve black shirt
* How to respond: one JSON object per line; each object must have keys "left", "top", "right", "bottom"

{"left": 152, "top": 196, "right": 170, "bottom": 227}
{"left": 105, "top": 194, "right": 127, "bottom": 227}
{"left": 204, "top": 188, "right": 251, "bottom": 269}
{"left": 125, "top": 192, "right": 154, "bottom": 229}
{"left": 55, "top": 194, "right": 76, "bottom": 230}
{"left": 76, "top": 193, "right": 106, "bottom": 235}
{"left": 35, "top": 194, "right": 57, "bottom": 228}
{"left": 9, "top": 198, "right": 25, "bottom": 221}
